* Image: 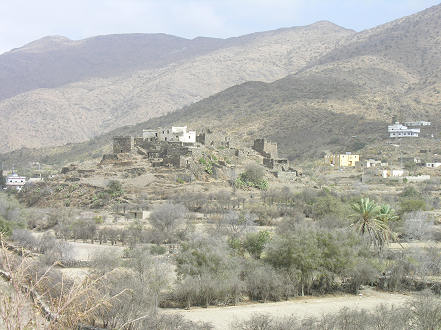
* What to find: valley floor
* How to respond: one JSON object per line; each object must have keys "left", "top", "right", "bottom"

{"left": 164, "top": 288, "right": 409, "bottom": 329}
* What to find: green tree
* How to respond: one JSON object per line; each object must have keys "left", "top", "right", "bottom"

{"left": 265, "top": 231, "right": 320, "bottom": 296}
{"left": 242, "top": 230, "right": 271, "bottom": 259}
{"left": 350, "top": 198, "right": 394, "bottom": 249}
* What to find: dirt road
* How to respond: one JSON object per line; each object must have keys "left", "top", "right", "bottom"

{"left": 164, "top": 288, "right": 409, "bottom": 329}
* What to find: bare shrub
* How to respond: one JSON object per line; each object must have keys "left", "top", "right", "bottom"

{"left": 407, "top": 290, "right": 441, "bottom": 329}
{"left": 11, "top": 229, "right": 39, "bottom": 250}
{"left": 149, "top": 203, "right": 188, "bottom": 242}
{"left": 38, "top": 232, "right": 73, "bottom": 265}
{"left": 219, "top": 211, "right": 255, "bottom": 239}
{"left": 403, "top": 211, "right": 433, "bottom": 241}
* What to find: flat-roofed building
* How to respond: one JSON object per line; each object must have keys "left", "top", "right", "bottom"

{"left": 388, "top": 122, "right": 420, "bottom": 138}
{"left": 6, "top": 173, "right": 26, "bottom": 191}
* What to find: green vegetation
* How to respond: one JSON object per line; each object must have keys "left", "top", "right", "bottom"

{"left": 199, "top": 157, "right": 214, "bottom": 174}
{"left": 0, "top": 216, "right": 13, "bottom": 237}
{"left": 0, "top": 193, "right": 25, "bottom": 236}
{"left": 399, "top": 198, "right": 426, "bottom": 214}
{"left": 241, "top": 230, "right": 271, "bottom": 259}
{"left": 150, "top": 245, "right": 167, "bottom": 255}
{"left": 236, "top": 164, "right": 268, "bottom": 190}
{"left": 91, "top": 180, "right": 124, "bottom": 208}
{"left": 350, "top": 198, "right": 397, "bottom": 249}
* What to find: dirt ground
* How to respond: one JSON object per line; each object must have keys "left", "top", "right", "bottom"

{"left": 164, "top": 288, "right": 409, "bottom": 329}
{"left": 67, "top": 241, "right": 125, "bottom": 261}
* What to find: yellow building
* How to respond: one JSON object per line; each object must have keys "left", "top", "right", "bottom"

{"left": 325, "top": 153, "right": 360, "bottom": 167}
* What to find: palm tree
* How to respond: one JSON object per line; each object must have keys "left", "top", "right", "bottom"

{"left": 351, "top": 198, "right": 395, "bottom": 249}
{"left": 377, "top": 204, "right": 399, "bottom": 223}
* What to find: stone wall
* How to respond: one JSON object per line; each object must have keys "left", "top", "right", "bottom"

{"left": 197, "top": 130, "right": 230, "bottom": 148}
{"left": 113, "top": 136, "right": 134, "bottom": 153}
{"left": 264, "top": 158, "right": 290, "bottom": 171}
{"left": 253, "top": 139, "right": 278, "bottom": 159}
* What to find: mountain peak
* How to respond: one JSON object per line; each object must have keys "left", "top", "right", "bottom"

{"left": 14, "top": 35, "right": 74, "bottom": 53}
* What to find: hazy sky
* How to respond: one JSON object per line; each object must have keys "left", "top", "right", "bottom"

{"left": 0, "top": 0, "right": 439, "bottom": 54}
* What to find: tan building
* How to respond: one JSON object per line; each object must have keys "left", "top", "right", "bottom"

{"left": 325, "top": 153, "right": 360, "bottom": 167}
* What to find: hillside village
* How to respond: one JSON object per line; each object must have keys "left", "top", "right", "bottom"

{"left": 2, "top": 3, "right": 441, "bottom": 329}
{"left": 3, "top": 119, "right": 440, "bottom": 195}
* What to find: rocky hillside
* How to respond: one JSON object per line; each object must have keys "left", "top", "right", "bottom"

{"left": 0, "top": 34, "right": 229, "bottom": 101}
{"left": 0, "top": 22, "right": 353, "bottom": 153}
{"left": 2, "top": 3, "right": 441, "bottom": 165}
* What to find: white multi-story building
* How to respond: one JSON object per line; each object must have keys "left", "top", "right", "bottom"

{"left": 404, "top": 121, "right": 431, "bottom": 127}
{"left": 145, "top": 126, "right": 196, "bottom": 144}
{"left": 6, "top": 173, "right": 27, "bottom": 191}
{"left": 388, "top": 122, "right": 420, "bottom": 138}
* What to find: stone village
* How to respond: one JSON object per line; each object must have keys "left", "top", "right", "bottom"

{"left": 108, "top": 126, "right": 298, "bottom": 181}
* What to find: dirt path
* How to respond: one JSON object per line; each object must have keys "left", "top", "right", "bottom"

{"left": 163, "top": 289, "right": 409, "bottom": 329}
{"left": 67, "top": 241, "right": 125, "bottom": 261}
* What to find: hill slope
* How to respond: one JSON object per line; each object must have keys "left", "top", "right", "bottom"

{"left": 0, "top": 22, "right": 353, "bottom": 153}
{"left": 0, "top": 33, "right": 228, "bottom": 101}
{"left": 2, "top": 4, "right": 441, "bottom": 166}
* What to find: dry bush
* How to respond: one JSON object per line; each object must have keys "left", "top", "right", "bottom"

{"left": 232, "top": 294, "right": 441, "bottom": 330}
{"left": 0, "top": 236, "right": 130, "bottom": 329}
{"left": 402, "top": 211, "right": 433, "bottom": 241}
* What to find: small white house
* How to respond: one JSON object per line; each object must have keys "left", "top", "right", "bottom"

{"left": 426, "top": 162, "right": 441, "bottom": 168}
{"left": 381, "top": 169, "right": 404, "bottom": 178}
{"left": 6, "top": 173, "right": 27, "bottom": 191}
{"left": 366, "top": 159, "right": 386, "bottom": 168}
{"left": 388, "top": 122, "right": 420, "bottom": 138}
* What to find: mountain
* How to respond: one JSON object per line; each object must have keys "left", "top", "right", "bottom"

{"left": 170, "top": 3, "right": 441, "bottom": 158}
{"left": 0, "top": 33, "right": 228, "bottom": 101}
{"left": 0, "top": 22, "right": 354, "bottom": 153}
{"left": 2, "top": 3, "right": 441, "bottom": 166}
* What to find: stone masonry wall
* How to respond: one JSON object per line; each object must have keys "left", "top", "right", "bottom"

{"left": 253, "top": 139, "right": 278, "bottom": 159}
{"left": 113, "top": 136, "right": 134, "bottom": 154}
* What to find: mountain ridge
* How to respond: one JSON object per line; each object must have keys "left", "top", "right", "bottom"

{"left": 0, "top": 22, "right": 354, "bottom": 153}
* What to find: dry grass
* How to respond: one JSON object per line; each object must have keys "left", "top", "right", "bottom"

{"left": 0, "top": 235, "right": 130, "bottom": 329}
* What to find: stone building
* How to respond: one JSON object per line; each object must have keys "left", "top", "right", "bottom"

{"left": 252, "top": 138, "right": 296, "bottom": 178}
{"left": 252, "top": 139, "right": 278, "bottom": 159}
{"left": 142, "top": 129, "right": 158, "bottom": 141}
{"left": 113, "top": 136, "right": 134, "bottom": 153}
{"left": 196, "top": 129, "right": 230, "bottom": 148}
{"left": 263, "top": 158, "right": 289, "bottom": 171}
{"left": 159, "top": 142, "right": 193, "bottom": 168}
{"left": 134, "top": 139, "right": 193, "bottom": 168}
